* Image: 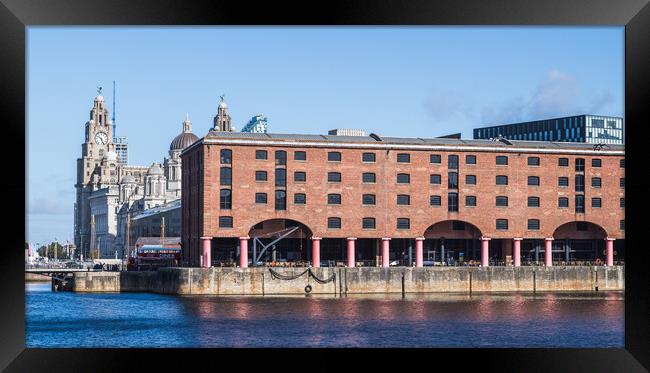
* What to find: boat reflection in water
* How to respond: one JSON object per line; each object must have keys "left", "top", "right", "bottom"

{"left": 26, "top": 283, "right": 623, "bottom": 348}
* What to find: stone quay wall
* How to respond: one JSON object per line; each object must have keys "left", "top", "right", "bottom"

{"left": 70, "top": 266, "right": 624, "bottom": 295}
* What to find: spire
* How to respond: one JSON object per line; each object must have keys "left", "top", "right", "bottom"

{"left": 182, "top": 113, "right": 192, "bottom": 133}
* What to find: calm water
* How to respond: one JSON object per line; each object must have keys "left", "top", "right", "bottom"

{"left": 25, "top": 282, "right": 623, "bottom": 348}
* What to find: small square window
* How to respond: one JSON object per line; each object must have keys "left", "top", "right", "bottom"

{"left": 219, "top": 216, "right": 233, "bottom": 228}
{"left": 620, "top": 197, "right": 625, "bottom": 208}
{"left": 528, "top": 157, "right": 540, "bottom": 166}
{"left": 430, "top": 174, "right": 441, "bottom": 185}
{"left": 558, "top": 158, "right": 569, "bottom": 167}
{"left": 528, "top": 176, "right": 540, "bottom": 186}
{"left": 255, "top": 150, "right": 268, "bottom": 160}
{"left": 430, "top": 154, "right": 441, "bottom": 164}
{"left": 620, "top": 159, "right": 625, "bottom": 168}
{"left": 327, "top": 194, "right": 341, "bottom": 205}
{"left": 397, "top": 173, "right": 410, "bottom": 184}
{"left": 466, "top": 175, "right": 476, "bottom": 185}
{"left": 591, "top": 177, "right": 601, "bottom": 188}
{"left": 527, "top": 219, "right": 540, "bottom": 230}
{"left": 592, "top": 158, "right": 602, "bottom": 167}
{"left": 328, "top": 217, "right": 341, "bottom": 229}
{"left": 294, "top": 193, "right": 306, "bottom": 204}
{"left": 496, "top": 156, "right": 508, "bottom": 165}
{"left": 496, "top": 175, "right": 508, "bottom": 185}
{"left": 592, "top": 197, "right": 602, "bottom": 208}
{"left": 294, "top": 151, "right": 306, "bottom": 161}
{"left": 328, "top": 172, "right": 341, "bottom": 182}
{"left": 558, "top": 177, "right": 569, "bottom": 187}
{"left": 465, "top": 195, "right": 476, "bottom": 206}
{"left": 362, "top": 217, "right": 376, "bottom": 229}
{"left": 620, "top": 178, "right": 625, "bottom": 188}
{"left": 362, "top": 173, "right": 376, "bottom": 183}
{"left": 397, "top": 153, "right": 410, "bottom": 163}
{"left": 496, "top": 219, "right": 508, "bottom": 230}
{"left": 397, "top": 194, "right": 410, "bottom": 205}
{"left": 362, "top": 194, "right": 376, "bottom": 205}
{"left": 397, "top": 218, "right": 410, "bottom": 229}
{"left": 466, "top": 155, "right": 476, "bottom": 164}
{"left": 294, "top": 171, "right": 306, "bottom": 182}
{"left": 362, "top": 152, "right": 376, "bottom": 162}
{"left": 496, "top": 196, "right": 508, "bottom": 207}
{"left": 528, "top": 196, "right": 540, "bottom": 207}
{"left": 255, "top": 193, "right": 267, "bottom": 204}
{"left": 327, "top": 152, "right": 341, "bottom": 162}
{"left": 430, "top": 195, "right": 441, "bottom": 206}
{"left": 620, "top": 220, "right": 625, "bottom": 230}
{"left": 558, "top": 197, "right": 569, "bottom": 208}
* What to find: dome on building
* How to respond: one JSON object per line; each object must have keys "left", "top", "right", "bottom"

{"left": 105, "top": 150, "right": 118, "bottom": 161}
{"left": 122, "top": 174, "right": 136, "bottom": 184}
{"left": 147, "top": 162, "right": 164, "bottom": 175}
{"left": 169, "top": 132, "right": 199, "bottom": 151}
{"left": 95, "top": 94, "right": 104, "bottom": 102}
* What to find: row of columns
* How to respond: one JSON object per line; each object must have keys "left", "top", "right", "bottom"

{"left": 199, "top": 236, "right": 616, "bottom": 268}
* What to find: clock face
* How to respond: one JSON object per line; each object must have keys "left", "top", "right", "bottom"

{"left": 95, "top": 132, "right": 108, "bottom": 145}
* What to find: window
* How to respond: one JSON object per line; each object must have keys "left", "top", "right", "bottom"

{"left": 528, "top": 157, "right": 540, "bottom": 166}
{"left": 496, "top": 175, "right": 508, "bottom": 185}
{"left": 328, "top": 217, "right": 341, "bottom": 229}
{"left": 466, "top": 155, "right": 476, "bottom": 164}
{"left": 328, "top": 172, "right": 341, "bottom": 182}
{"left": 362, "top": 217, "right": 376, "bottom": 229}
{"left": 294, "top": 193, "right": 306, "bottom": 205}
{"left": 448, "top": 192, "right": 459, "bottom": 212}
{"left": 592, "top": 197, "right": 602, "bottom": 208}
{"left": 575, "top": 158, "right": 585, "bottom": 172}
{"left": 275, "top": 168, "right": 286, "bottom": 187}
{"left": 558, "top": 197, "right": 569, "bottom": 208}
{"left": 430, "top": 154, "right": 441, "bottom": 164}
{"left": 430, "top": 174, "right": 441, "bottom": 185}
{"left": 558, "top": 177, "right": 569, "bottom": 187}
{"left": 591, "top": 177, "right": 601, "bottom": 188}
{"left": 496, "top": 196, "right": 508, "bottom": 207}
{"left": 430, "top": 195, "right": 441, "bottom": 206}
{"left": 558, "top": 158, "right": 569, "bottom": 167}
{"left": 496, "top": 219, "right": 508, "bottom": 230}
{"left": 620, "top": 220, "right": 625, "bottom": 230}
{"left": 327, "top": 194, "right": 341, "bottom": 205}
{"left": 620, "top": 178, "right": 625, "bottom": 188}
{"left": 255, "top": 193, "right": 267, "bottom": 204}
{"left": 294, "top": 151, "right": 306, "bottom": 161}
{"left": 575, "top": 195, "right": 585, "bottom": 213}
{"left": 220, "top": 149, "right": 232, "bottom": 164}
{"left": 275, "top": 150, "right": 287, "bottom": 166}
{"left": 362, "top": 194, "right": 376, "bottom": 205}
{"left": 220, "top": 189, "right": 232, "bottom": 209}
{"left": 362, "top": 172, "right": 376, "bottom": 183}
{"left": 255, "top": 170, "right": 267, "bottom": 181}
{"left": 620, "top": 197, "right": 625, "bottom": 208}
{"left": 397, "top": 218, "right": 410, "bottom": 230}
{"left": 255, "top": 150, "right": 267, "bottom": 160}
{"left": 496, "top": 155, "right": 508, "bottom": 165}
{"left": 294, "top": 171, "right": 306, "bottom": 182}
{"left": 448, "top": 172, "right": 458, "bottom": 189}
{"left": 397, "top": 173, "right": 410, "bottom": 184}
{"left": 592, "top": 158, "right": 602, "bottom": 167}
{"left": 620, "top": 159, "right": 625, "bottom": 168}
{"left": 219, "top": 216, "right": 233, "bottom": 228}
{"left": 528, "top": 196, "right": 540, "bottom": 207}
{"left": 465, "top": 175, "right": 476, "bottom": 185}
{"left": 328, "top": 151, "right": 341, "bottom": 162}
{"left": 362, "top": 152, "right": 376, "bottom": 162}
{"left": 575, "top": 175, "right": 585, "bottom": 192}
{"left": 528, "top": 176, "right": 540, "bottom": 186}
{"left": 397, "top": 194, "right": 410, "bottom": 205}
{"left": 220, "top": 167, "right": 232, "bottom": 185}
{"left": 275, "top": 190, "right": 287, "bottom": 210}
{"left": 397, "top": 153, "right": 410, "bottom": 163}
{"left": 465, "top": 195, "right": 476, "bottom": 206}
{"left": 448, "top": 155, "right": 459, "bottom": 169}
{"left": 528, "top": 219, "right": 540, "bottom": 230}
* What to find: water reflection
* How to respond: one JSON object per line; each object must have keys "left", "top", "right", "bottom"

{"left": 26, "top": 283, "right": 624, "bottom": 348}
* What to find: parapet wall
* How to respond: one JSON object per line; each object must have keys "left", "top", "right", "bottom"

{"left": 71, "top": 266, "right": 624, "bottom": 295}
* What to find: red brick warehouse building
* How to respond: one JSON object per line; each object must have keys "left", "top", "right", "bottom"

{"left": 181, "top": 131, "right": 624, "bottom": 268}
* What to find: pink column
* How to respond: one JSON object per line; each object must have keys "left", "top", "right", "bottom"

{"left": 545, "top": 238, "right": 554, "bottom": 267}
{"left": 311, "top": 237, "right": 321, "bottom": 268}
{"left": 347, "top": 237, "right": 357, "bottom": 268}
{"left": 381, "top": 238, "right": 391, "bottom": 268}
{"left": 415, "top": 237, "right": 425, "bottom": 267}
{"left": 200, "top": 236, "right": 211, "bottom": 268}
{"left": 480, "top": 237, "right": 491, "bottom": 267}
{"left": 513, "top": 238, "right": 522, "bottom": 267}
{"left": 239, "top": 236, "right": 249, "bottom": 268}
{"left": 605, "top": 238, "right": 615, "bottom": 266}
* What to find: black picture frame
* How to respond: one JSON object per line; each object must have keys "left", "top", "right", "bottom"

{"left": 2, "top": 0, "right": 649, "bottom": 371}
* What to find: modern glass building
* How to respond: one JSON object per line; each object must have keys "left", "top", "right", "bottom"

{"left": 241, "top": 115, "right": 268, "bottom": 133}
{"left": 473, "top": 115, "right": 624, "bottom": 145}
{"left": 114, "top": 136, "right": 128, "bottom": 165}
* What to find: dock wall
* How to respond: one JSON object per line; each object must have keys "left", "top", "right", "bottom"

{"left": 71, "top": 266, "right": 624, "bottom": 295}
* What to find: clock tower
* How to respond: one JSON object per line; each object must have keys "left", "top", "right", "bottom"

{"left": 74, "top": 89, "right": 117, "bottom": 255}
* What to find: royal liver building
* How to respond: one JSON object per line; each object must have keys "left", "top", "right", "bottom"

{"left": 73, "top": 91, "right": 221, "bottom": 258}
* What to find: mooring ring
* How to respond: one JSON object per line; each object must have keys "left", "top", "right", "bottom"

{"left": 305, "top": 284, "right": 312, "bottom": 293}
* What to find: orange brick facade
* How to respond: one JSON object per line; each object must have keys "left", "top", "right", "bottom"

{"left": 181, "top": 134, "right": 624, "bottom": 267}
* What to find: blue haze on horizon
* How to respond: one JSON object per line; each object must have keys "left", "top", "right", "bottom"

{"left": 26, "top": 26, "right": 624, "bottom": 245}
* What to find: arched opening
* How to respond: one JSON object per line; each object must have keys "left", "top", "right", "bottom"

{"left": 534, "top": 221, "right": 617, "bottom": 265}
{"left": 423, "top": 220, "right": 483, "bottom": 265}
{"left": 247, "top": 219, "right": 313, "bottom": 267}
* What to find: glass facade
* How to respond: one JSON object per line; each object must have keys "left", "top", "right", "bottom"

{"left": 473, "top": 115, "right": 623, "bottom": 145}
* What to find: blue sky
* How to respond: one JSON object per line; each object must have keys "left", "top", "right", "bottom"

{"left": 26, "top": 26, "right": 624, "bottom": 245}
